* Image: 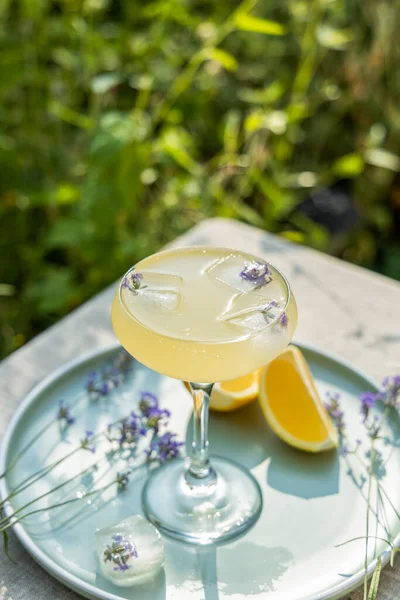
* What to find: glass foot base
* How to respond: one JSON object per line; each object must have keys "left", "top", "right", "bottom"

{"left": 142, "top": 457, "right": 262, "bottom": 545}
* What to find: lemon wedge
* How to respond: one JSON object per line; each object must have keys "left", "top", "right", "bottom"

{"left": 259, "top": 346, "right": 338, "bottom": 452}
{"left": 183, "top": 371, "right": 260, "bottom": 412}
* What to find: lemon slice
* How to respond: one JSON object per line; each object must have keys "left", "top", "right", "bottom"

{"left": 183, "top": 371, "right": 260, "bottom": 412}
{"left": 259, "top": 346, "right": 338, "bottom": 452}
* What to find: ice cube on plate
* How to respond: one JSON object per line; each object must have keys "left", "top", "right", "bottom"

{"left": 95, "top": 515, "right": 164, "bottom": 587}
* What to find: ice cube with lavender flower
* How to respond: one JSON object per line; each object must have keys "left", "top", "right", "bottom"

{"left": 95, "top": 515, "right": 164, "bottom": 587}
{"left": 121, "top": 271, "right": 182, "bottom": 312}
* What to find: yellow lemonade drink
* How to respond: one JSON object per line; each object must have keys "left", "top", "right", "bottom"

{"left": 112, "top": 247, "right": 297, "bottom": 383}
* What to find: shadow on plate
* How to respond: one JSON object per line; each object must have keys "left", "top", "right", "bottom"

{"left": 165, "top": 539, "right": 293, "bottom": 599}
{"left": 95, "top": 567, "right": 166, "bottom": 600}
{"left": 187, "top": 401, "right": 340, "bottom": 499}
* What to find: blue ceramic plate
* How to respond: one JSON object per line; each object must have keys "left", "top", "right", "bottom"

{"left": 1, "top": 342, "right": 399, "bottom": 600}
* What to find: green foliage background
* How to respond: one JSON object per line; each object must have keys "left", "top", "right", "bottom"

{"left": 1, "top": 0, "right": 400, "bottom": 358}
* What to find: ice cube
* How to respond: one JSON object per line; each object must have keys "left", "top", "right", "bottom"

{"left": 205, "top": 255, "right": 251, "bottom": 293}
{"left": 139, "top": 271, "right": 182, "bottom": 290}
{"left": 123, "top": 271, "right": 182, "bottom": 312}
{"left": 220, "top": 290, "right": 273, "bottom": 319}
{"left": 221, "top": 292, "right": 285, "bottom": 332}
{"left": 225, "top": 310, "right": 268, "bottom": 332}
{"left": 205, "top": 254, "right": 274, "bottom": 295}
{"left": 95, "top": 515, "right": 164, "bottom": 587}
{"left": 138, "top": 289, "right": 180, "bottom": 311}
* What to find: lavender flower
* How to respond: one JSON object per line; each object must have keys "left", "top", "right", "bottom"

{"left": 116, "top": 471, "right": 130, "bottom": 491}
{"left": 146, "top": 432, "right": 184, "bottom": 464}
{"left": 360, "top": 391, "right": 377, "bottom": 423}
{"left": 57, "top": 400, "right": 75, "bottom": 426}
{"left": 139, "top": 392, "right": 159, "bottom": 417}
{"left": 80, "top": 430, "right": 96, "bottom": 453}
{"left": 86, "top": 371, "right": 98, "bottom": 394}
{"left": 122, "top": 270, "right": 144, "bottom": 293}
{"left": 114, "top": 351, "right": 133, "bottom": 375}
{"left": 103, "top": 533, "right": 138, "bottom": 572}
{"left": 139, "top": 392, "right": 170, "bottom": 432}
{"left": 378, "top": 375, "right": 400, "bottom": 408}
{"left": 279, "top": 312, "right": 289, "bottom": 329}
{"left": 99, "top": 381, "right": 111, "bottom": 396}
{"left": 260, "top": 301, "right": 288, "bottom": 329}
{"left": 85, "top": 351, "right": 133, "bottom": 399}
{"left": 324, "top": 392, "right": 346, "bottom": 436}
{"left": 239, "top": 260, "right": 272, "bottom": 288}
{"left": 116, "top": 412, "right": 146, "bottom": 445}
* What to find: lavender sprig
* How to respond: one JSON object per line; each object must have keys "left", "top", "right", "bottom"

{"left": 360, "top": 392, "right": 377, "bottom": 424}
{"left": 80, "top": 430, "right": 96, "bottom": 453}
{"left": 104, "top": 534, "right": 138, "bottom": 572}
{"left": 325, "top": 375, "right": 400, "bottom": 600}
{"left": 140, "top": 392, "right": 171, "bottom": 432}
{"left": 378, "top": 376, "right": 400, "bottom": 408}
{"left": 0, "top": 347, "right": 183, "bottom": 564}
{"left": 86, "top": 351, "right": 132, "bottom": 399}
{"left": 146, "top": 432, "right": 184, "bottom": 464}
{"left": 116, "top": 471, "right": 130, "bottom": 491}
{"left": 325, "top": 392, "right": 346, "bottom": 438}
{"left": 57, "top": 400, "right": 75, "bottom": 427}
{"left": 239, "top": 260, "right": 272, "bottom": 288}
{"left": 122, "top": 270, "right": 145, "bottom": 294}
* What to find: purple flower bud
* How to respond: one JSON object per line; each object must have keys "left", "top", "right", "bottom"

{"left": 81, "top": 430, "right": 96, "bottom": 453}
{"left": 360, "top": 392, "right": 377, "bottom": 409}
{"left": 57, "top": 400, "right": 75, "bottom": 427}
{"left": 139, "top": 392, "right": 159, "bottom": 417}
{"left": 104, "top": 532, "right": 137, "bottom": 572}
{"left": 99, "top": 381, "right": 110, "bottom": 396}
{"left": 239, "top": 260, "right": 272, "bottom": 288}
{"left": 122, "top": 270, "right": 144, "bottom": 292}
{"left": 146, "top": 432, "right": 184, "bottom": 464}
{"left": 279, "top": 312, "right": 289, "bottom": 329}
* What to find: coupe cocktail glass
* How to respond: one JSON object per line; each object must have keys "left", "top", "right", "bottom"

{"left": 112, "top": 246, "right": 297, "bottom": 544}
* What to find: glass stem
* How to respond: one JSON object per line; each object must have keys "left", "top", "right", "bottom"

{"left": 187, "top": 382, "right": 216, "bottom": 485}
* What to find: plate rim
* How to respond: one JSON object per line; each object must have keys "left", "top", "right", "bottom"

{"left": 0, "top": 340, "right": 395, "bottom": 600}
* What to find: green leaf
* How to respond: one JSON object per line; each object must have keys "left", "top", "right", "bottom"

{"left": 48, "top": 101, "right": 95, "bottom": 130}
{"left": 244, "top": 110, "right": 263, "bottom": 134}
{"left": 2, "top": 529, "right": 16, "bottom": 564}
{"left": 159, "top": 128, "right": 199, "bottom": 174}
{"left": 317, "top": 26, "right": 353, "bottom": 49}
{"left": 365, "top": 148, "right": 400, "bottom": 172}
{"left": 238, "top": 81, "right": 285, "bottom": 105}
{"left": 230, "top": 199, "right": 264, "bottom": 227}
{"left": 26, "top": 270, "right": 75, "bottom": 314}
{"left": 333, "top": 153, "right": 365, "bottom": 177}
{"left": 0, "top": 283, "right": 15, "bottom": 296}
{"left": 55, "top": 183, "right": 80, "bottom": 205}
{"left": 207, "top": 48, "right": 238, "bottom": 72}
{"left": 223, "top": 110, "right": 241, "bottom": 153}
{"left": 368, "top": 556, "right": 382, "bottom": 600}
{"left": 46, "top": 218, "right": 91, "bottom": 248}
{"left": 280, "top": 231, "right": 306, "bottom": 244}
{"left": 233, "top": 13, "right": 286, "bottom": 36}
